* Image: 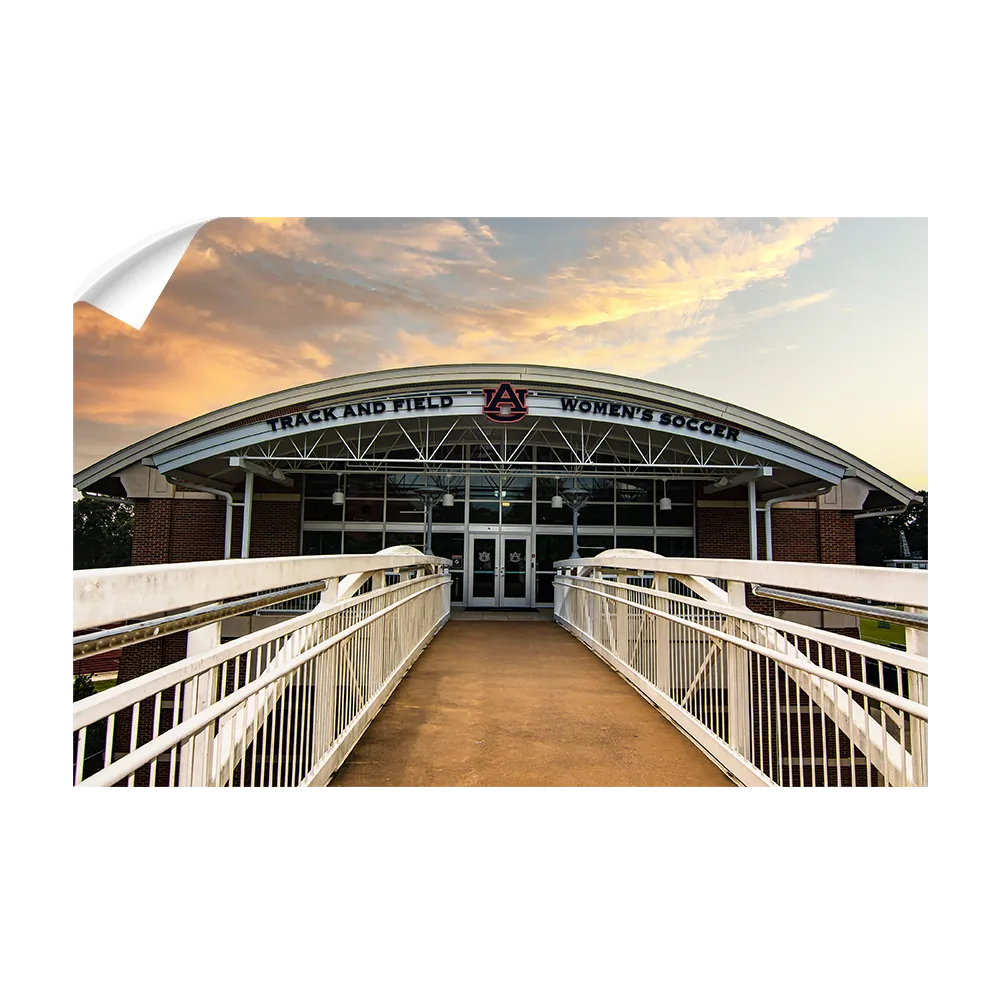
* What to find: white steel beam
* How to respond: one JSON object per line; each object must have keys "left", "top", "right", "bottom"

{"left": 703, "top": 467, "right": 774, "bottom": 494}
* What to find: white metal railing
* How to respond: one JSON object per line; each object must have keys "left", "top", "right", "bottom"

{"left": 252, "top": 586, "right": 323, "bottom": 614}
{"left": 73, "top": 547, "right": 451, "bottom": 787}
{"left": 553, "top": 551, "right": 928, "bottom": 787}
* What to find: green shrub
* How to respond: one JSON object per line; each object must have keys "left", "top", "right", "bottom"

{"left": 74, "top": 674, "right": 96, "bottom": 701}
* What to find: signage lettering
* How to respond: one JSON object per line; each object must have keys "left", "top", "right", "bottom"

{"left": 265, "top": 395, "right": 453, "bottom": 433}
{"left": 262, "top": 387, "right": 741, "bottom": 442}
{"left": 560, "top": 397, "right": 739, "bottom": 441}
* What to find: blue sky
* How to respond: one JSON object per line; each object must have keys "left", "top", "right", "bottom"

{"left": 74, "top": 217, "right": 927, "bottom": 487}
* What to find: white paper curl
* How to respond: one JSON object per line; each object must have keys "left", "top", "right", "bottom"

{"left": 75, "top": 218, "right": 216, "bottom": 329}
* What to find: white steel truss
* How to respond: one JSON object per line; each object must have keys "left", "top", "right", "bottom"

{"left": 235, "top": 414, "right": 770, "bottom": 480}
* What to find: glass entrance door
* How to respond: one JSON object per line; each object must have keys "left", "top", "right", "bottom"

{"left": 468, "top": 535, "right": 532, "bottom": 608}
{"left": 469, "top": 535, "right": 532, "bottom": 608}
{"left": 500, "top": 536, "right": 530, "bottom": 608}
{"left": 469, "top": 535, "right": 498, "bottom": 608}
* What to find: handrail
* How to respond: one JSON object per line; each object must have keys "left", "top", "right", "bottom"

{"left": 76, "top": 576, "right": 450, "bottom": 787}
{"left": 749, "top": 584, "right": 928, "bottom": 630}
{"left": 554, "top": 552, "right": 927, "bottom": 606}
{"left": 557, "top": 575, "right": 927, "bottom": 719}
{"left": 73, "top": 581, "right": 328, "bottom": 660}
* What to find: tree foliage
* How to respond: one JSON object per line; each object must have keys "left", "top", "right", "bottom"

{"left": 73, "top": 497, "right": 134, "bottom": 570}
{"left": 73, "top": 673, "right": 96, "bottom": 701}
{"left": 855, "top": 490, "right": 927, "bottom": 566}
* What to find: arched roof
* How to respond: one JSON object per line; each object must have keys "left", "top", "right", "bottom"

{"left": 74, "top": 363, "right": 918, "bottom": 504}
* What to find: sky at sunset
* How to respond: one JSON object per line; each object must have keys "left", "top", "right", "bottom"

{"left": 73, "top": 217, "right": 927, "bottom": 488}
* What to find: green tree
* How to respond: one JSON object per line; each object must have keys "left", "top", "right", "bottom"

{"left": 855, "top": 490, "right": 927, "bottom": 566}
{"left": 73, "top": 497, "right": 134, "bottom": 570}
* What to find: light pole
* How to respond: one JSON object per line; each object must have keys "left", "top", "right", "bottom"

{"left": 411, "top": 482, "right": 455, "bottom": 555}
{"left": 552, "top": 478, "right": 591, "bottom": 559}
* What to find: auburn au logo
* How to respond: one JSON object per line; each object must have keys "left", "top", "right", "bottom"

{"left": 482, "top": 382, "right": 529, "bottom": 423}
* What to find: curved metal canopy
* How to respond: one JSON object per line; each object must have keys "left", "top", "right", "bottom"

{"left": 74, "top": 364, "right": 918, "bottom": 504}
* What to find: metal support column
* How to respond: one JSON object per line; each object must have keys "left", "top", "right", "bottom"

{"left": 424, "top": 494, "right": 434, "bottom": 556}
{"left": 241, "top": 471, "right": 254, "bottom": 559}
{"left": 223, "top": 494, "right": 234, "bottom": 559}
{"left": 748, "top": 479, "right": 758, "bottom": 560}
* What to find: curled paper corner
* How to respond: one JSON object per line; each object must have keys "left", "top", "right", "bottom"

{"left": 75, "top": 218, "right": 217, "bottom": 329}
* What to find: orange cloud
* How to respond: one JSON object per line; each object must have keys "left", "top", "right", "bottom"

{"left": 74, "top": 217, "right": 839, "bottom": 472}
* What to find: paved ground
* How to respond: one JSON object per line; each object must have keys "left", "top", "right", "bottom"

{"left": 329, "top": 621, "right": 734, "bottom": 787}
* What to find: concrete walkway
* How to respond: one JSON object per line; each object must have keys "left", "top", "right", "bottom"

{"left": 329, "top": 621, "right": 734, "bottom": 787}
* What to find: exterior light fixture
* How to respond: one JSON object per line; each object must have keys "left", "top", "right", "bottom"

{"left": 554, "top": 480, "right": 592, "bottom": 559}
{"left": 412, "top": 481, "right": 451, "bottom": 555}
{"left": 659, "top": 497, "right": 672, "bottom": 511}
{"left": 332, "top": 490, "right": 345, "bottom": 505}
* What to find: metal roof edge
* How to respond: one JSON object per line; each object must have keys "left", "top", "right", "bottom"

{"left": 73, "top": 364, "right": 919, "bottom": 501}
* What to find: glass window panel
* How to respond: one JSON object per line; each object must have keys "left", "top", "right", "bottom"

{"left": 577, "top": 503, "right": 615, "bottom": 526}
{"left": 385, "top": 474, "right": 428, "bottom": 497}
{"left": 385, "top": 531, "right": 424, "bottom": 549}
{"left": 617, "top": 535, "right": 655, "bottom": 554}
{"left": 616, "top": 503, "right": 654, "bottom": 526}
{"left": 617, "top": 479, "right": 654, "bottom": 502}
{"left": 302, "top": 474, "right": 340, "bottom": 498}
{"left": 346, "top": 498, "right": 384, "bottom": 522}
{"left": 343, "top": 530, "right": 383, "bottom": 555}
{"left": 656, "top": 535, "right": 695, "bottom": 557}
{"left": 501, "top": 476, "right": 532, "bottom": 500}
{"left": 385, "top": 499, "right": 426, "bottom": 522}
{"left": 656, "top": 504, "right": 695, "bottom": 527}
{"left": 658, "top": 480, "right": 695, "bottom": 503}
{"left": 346, "top": 474, "right": 385, "bottom": 496}
{"left": 535, "top": 573, "right": 556, "bottom": 604}
{"left": 432, "top": 502, "right": 465, "bottom": 523}
{"left": 503, "top": 538, "right": 528, "bottom": 599}
{"left": 536, "top": 502, "right": 573, "bottom": 526}
{"left": 471, "top": 538, "right": 497, "bottom": 598}
{"left": 431, "top": 533, "right": 465, "bottom": 571}
{"left": 500, "top": 502, "right": 532, "bottom": 525}
{"left": 536, "top": 534, "right": 574, "bottom": 572}
{"left": 469, "top": 474, "right": 503, "bottom": 499}
{"left": 536, "top": 478, "right": 561, "bottom": 501}
{"left": 576, "top": 534, "right": 615, "bottom": 558}
{"left": 302, "top": 530, "right": 343, "bottom": 555}
{"left": 582, "top": 478, "right": 615, "bottom": 501}
{"left": 535, "top": 446, "right": 573, "bottom": 467}
{"left": 469, "top": 500, "right": 501, "bottom": 524}
{"left": 303, "top": 499, "right": 342, "bottom": 522}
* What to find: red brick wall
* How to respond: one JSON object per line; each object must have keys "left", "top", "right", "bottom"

{"left": 228, "top": 501, "right": 301, "bottom": 559}
{"left": 128, "top": 495, "right": 301, "bottom": 565}
{"left": 695, "top": 497, "right": 855, "bottom": 565}
{"left": 168, "top": 500, "right": 228, "bottom": 562}
{"left": 694, "top": 494, "right": 859, "bottom": 632}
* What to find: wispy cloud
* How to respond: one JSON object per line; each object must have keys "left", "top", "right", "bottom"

{"left": 73, "top": 217, "right": 838, "bottom": 471}
{"left": 742, "top": 289, "right": 835, "bottom": 323}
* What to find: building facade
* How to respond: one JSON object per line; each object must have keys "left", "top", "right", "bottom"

{"left": 75, "top": 363, "right": 919, "bottom": 616}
